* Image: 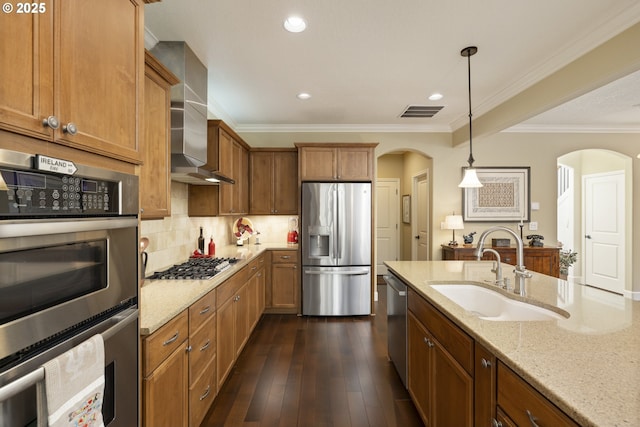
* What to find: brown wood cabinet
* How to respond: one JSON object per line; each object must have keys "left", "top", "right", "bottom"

{"left": 187, "top": 291, "right": 217, "bottom": 427}
{"left": 295, "top": 143, "right": 377, "bottom": 181}
{"left": 250, "top": 149, "right": 298, "bottom": 214}
{"left": 497, "top": 362, "right": 579, "bottom": 427}
{"left": 141, "top": 51, "right": 179, "bottom": 219}
{"left": 441, "top": 244, "right": 561, "bottom": 277}
{"left": 267, "top": 249, "right": 300, "bottom": 313}
{"left": 143, "top": 311, "right": 190, "bottom": 427}
{"left": 475, "top": 342, "right": 497, "bottom": 427}
{"left": 216, "top": 259, "right": 265, "bottom": 389}
{"left": 407, "top": 288, "right": 473, "bottom": 427}
{"left": 0, "top": 0, "right": 144, "bottom": 164}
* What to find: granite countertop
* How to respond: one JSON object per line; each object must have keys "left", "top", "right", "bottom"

{"left": 385, "top": 260, "right": 640, "bottom": 427}
{"left": 140, "top": 243, "right": 297, "bottom": 336}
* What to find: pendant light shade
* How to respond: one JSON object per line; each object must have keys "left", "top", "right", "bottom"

{"left": 459, "top": 168, "right": 482, "bottom": 188}
{"left": 458, "top": 46, "right": 483, "bottom": 189}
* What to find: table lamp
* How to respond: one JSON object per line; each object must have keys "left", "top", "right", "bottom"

{"left": 443, "top": 213, "right": 464, "bottom": 246}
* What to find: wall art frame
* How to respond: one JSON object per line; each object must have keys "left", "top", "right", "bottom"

{"left": 402, "top": 194, "right": 411, "bottom": 224}
{"left": 462, "top": 166, "right": 530, "bottom": 222}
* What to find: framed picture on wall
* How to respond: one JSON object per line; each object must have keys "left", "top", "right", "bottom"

{"left": 462, "top": 167, "right": 530, "bottom": 222}
{"left": 402, "top": 195, "right": 411, "bottom": 223}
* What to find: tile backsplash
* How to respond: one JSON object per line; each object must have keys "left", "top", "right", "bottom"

{"left": 141, "top": 182, "right": 296, "bottom": 274}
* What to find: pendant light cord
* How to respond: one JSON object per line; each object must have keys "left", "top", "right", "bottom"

{"left": 466, "top": 48, "right": 474, "bottom": 168}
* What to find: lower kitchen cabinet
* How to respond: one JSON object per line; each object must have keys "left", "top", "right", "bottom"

{"left": 407, "top": 289, "right": 473, "bottom": 427}
{"left": 266, "top": 249, "right": 299, "bottom": 313}
{"left": 475, "top": 342, "right": 497, "bottom": 427}
{"left": 143, "top": 290, "right": 218, "bottom": 427}
{"left": 188, "top": 291, "right": 217, "bottom": 427}
{"left": 143, "top": 311, "right": 190, "bottom": 427}
{"left": 497, "top": 362, "right": 579, "bottom": 427}
{"left": 405, "top": 288, "right": 581, "bottom": 427}
{"left": 216, "top": 259, "right": 265, "bottom": 389}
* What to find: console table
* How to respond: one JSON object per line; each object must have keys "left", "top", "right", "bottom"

{"left": 441, "top": 244, "right": 560, "bottom": 278}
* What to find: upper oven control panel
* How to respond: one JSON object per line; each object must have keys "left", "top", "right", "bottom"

{"left": 0, "top": 151, "right": 138, "bottom": 217}
{"left": 0, "top": 168, "right": 119, "bottom": 216}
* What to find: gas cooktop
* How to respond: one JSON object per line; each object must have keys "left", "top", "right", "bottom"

{"left": 149, "top": 257, "right": 238, "bottom": 280}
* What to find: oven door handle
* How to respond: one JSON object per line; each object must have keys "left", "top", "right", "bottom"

{"left": 0, "top": 307, "right": 138, "bottom": 403}
{"left": 0, "top": 217, "right": 138, "bottom": 238}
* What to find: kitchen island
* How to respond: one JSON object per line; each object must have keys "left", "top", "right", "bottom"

{"left": 385, "top": 260, "right": 640, "bottom": 427}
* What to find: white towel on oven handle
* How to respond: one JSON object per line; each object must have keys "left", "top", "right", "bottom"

{"left": 37, "top": 334, "right": 105, "bottom": 427}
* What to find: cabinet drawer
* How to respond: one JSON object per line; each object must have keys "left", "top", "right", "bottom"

{"left": 246, "top": 254, "right": 265, "bottom": 278}
{"left": 189, "top": 356, "right": 217, "bottom": 427}
{"left": 271, "top": 250, "right": 298, "bottom": 264}
{"left": 217, "top": 266, "right": 249, "bottom": 306}
{"left": 143, "top": 310, "right": 189, "bottom": 377}
{"left": 189, "top": 290, "right": 216, "bottom": 335}
{"left": 408, "top": 289, "right": 473, "bottom": 374}
{"left": 497, "top": 362, "right": 579, "bottom": 427}
{"left": 189, "top": 313, "right": 216, "bottom": 385}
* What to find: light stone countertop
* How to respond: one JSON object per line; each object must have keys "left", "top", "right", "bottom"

{"left": 385, "top": 260, "right": 640, "bottom": 427}
{"left": 140, "top": 243, "right": 297, "bottom": 336}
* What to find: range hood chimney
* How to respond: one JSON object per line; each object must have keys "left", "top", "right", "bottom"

{"left": 151, "top": 41, "right": 234, "bottom": 184}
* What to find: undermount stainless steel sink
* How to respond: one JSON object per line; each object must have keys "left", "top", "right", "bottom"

{"left": 431, "top": 284, "right": 568, "bottom": 321}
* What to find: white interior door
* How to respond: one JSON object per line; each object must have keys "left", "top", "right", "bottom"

{"left": 584, "top": 171, "right": 625, "bottom": 294}
{"left": 375, "top": 179, "right": 400, "bottom": 276}
{"left": 412, "top": 172, "right": 429, "bottom": 261}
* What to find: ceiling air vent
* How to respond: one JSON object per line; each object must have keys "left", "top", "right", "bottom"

{"left": 400, "top": 105, "right": 444, "bottom": 118}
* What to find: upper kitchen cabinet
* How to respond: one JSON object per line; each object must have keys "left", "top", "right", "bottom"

{"left": 0, "top": 0, "right": 144, "bottom": 164}
{"left": 208, "top": 120, "right": 250, "bottom": 215}
{"left": 141, "top": 51, "right": 179, "bottom": 219}
{"left": 249, "top": 149, "right": 298, "bottom": 215}
{"left": 296, "top": 143, "right": 377, "bottom": 182}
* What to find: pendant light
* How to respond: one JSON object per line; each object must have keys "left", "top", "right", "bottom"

{"left": 458, "top": 46, "right": 483, "bottom": 188}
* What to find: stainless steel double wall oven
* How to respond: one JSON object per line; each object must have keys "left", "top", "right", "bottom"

{"left": 0, "top": 149, "right": 139, "bottom": 426}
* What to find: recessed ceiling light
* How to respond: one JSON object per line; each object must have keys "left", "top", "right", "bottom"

{"left": 429, "top": 93, "right": 443, "bottom": 101}
{"left": 297, "top": 92, "right": 311, "bottom": 100}
{"left": 284, "top": 16, "right": 307, "bottom": 33}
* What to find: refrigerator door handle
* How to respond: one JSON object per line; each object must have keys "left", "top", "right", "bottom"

{"left": 334, "top": 184, "right": 340, "bottom": 261}
{"left": 304, "top": 268, "right": 370, "bottom": 276}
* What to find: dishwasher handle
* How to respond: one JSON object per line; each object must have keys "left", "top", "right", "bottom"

{"left": 383, "top": 274, "right": 407, "bottom": 297}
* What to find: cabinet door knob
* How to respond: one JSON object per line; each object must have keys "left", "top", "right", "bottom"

{"left": 63, "top": 122, "right": 78, "bottom": 135}
{"left": 42, "top": 115, "right": 60, "bottom": 129}
{"left": 492, "top": 419, "right": 503, "bottom": 427}
{"left": 481, "top": 358, "right": 492, "bottom": 368}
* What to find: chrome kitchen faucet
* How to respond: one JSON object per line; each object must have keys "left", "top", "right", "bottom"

{"left": 475, "top": 226, "right": 532, "bottom": 296}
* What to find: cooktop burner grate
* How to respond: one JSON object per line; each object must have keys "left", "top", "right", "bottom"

{"left": 149, "top": 257, "right": 238, "bottom": 280}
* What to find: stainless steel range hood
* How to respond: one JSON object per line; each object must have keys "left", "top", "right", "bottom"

{"left": 151, "top": 41, "right": 234, "bottom": 185}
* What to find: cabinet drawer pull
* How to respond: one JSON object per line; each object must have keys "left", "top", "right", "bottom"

{"left": 481, "top": 358, "right": 492, "bottom": 369}
{"left": 200, "top": 339, "right": 211, "bottom": 352}
{"left": 252, "top": 266, "right": 257, "bottom": 271}
{"left": 526, "top": 410, "right": 540, "bottom": 427}
{"left": 62, "top": 122, "right": 78, "bottom": 135}
{"left": 280, "top": 255, "right": 291, "bottom": 259}
{"left": 162, "top": 331, "right": 180, "bottom": 346}
{"left": 199, "top": 385, "right": 211, "bottom": 401}
{"left": 199, "top": 306, "right": 211, "bottom": 315}
{"left": 42, "top": 115, "right": 59, "bottom": 129}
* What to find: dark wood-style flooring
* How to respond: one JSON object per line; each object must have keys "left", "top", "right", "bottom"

{"left": 201, "top": 284, "right": 423, "bottom": 427}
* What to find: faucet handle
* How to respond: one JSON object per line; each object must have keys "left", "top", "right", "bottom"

{"left": 503, "top": 277, "right": 511, "bottom": 291}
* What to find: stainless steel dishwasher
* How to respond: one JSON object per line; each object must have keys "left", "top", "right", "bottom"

{"left": 384, "top": 273, "right": 407, "bottom": 388}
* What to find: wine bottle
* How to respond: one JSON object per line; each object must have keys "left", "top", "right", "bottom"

{"left": 198, "top": 227, "right": 205, "bottom": 253}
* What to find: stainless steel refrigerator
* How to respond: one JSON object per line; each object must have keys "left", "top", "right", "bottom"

{"left": 301, "top": 182, "right": 371, "bottom": 315}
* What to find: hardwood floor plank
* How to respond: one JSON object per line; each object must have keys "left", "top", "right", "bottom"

{"left": 201, "top": 285, "right": 424, "bottom": 427}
